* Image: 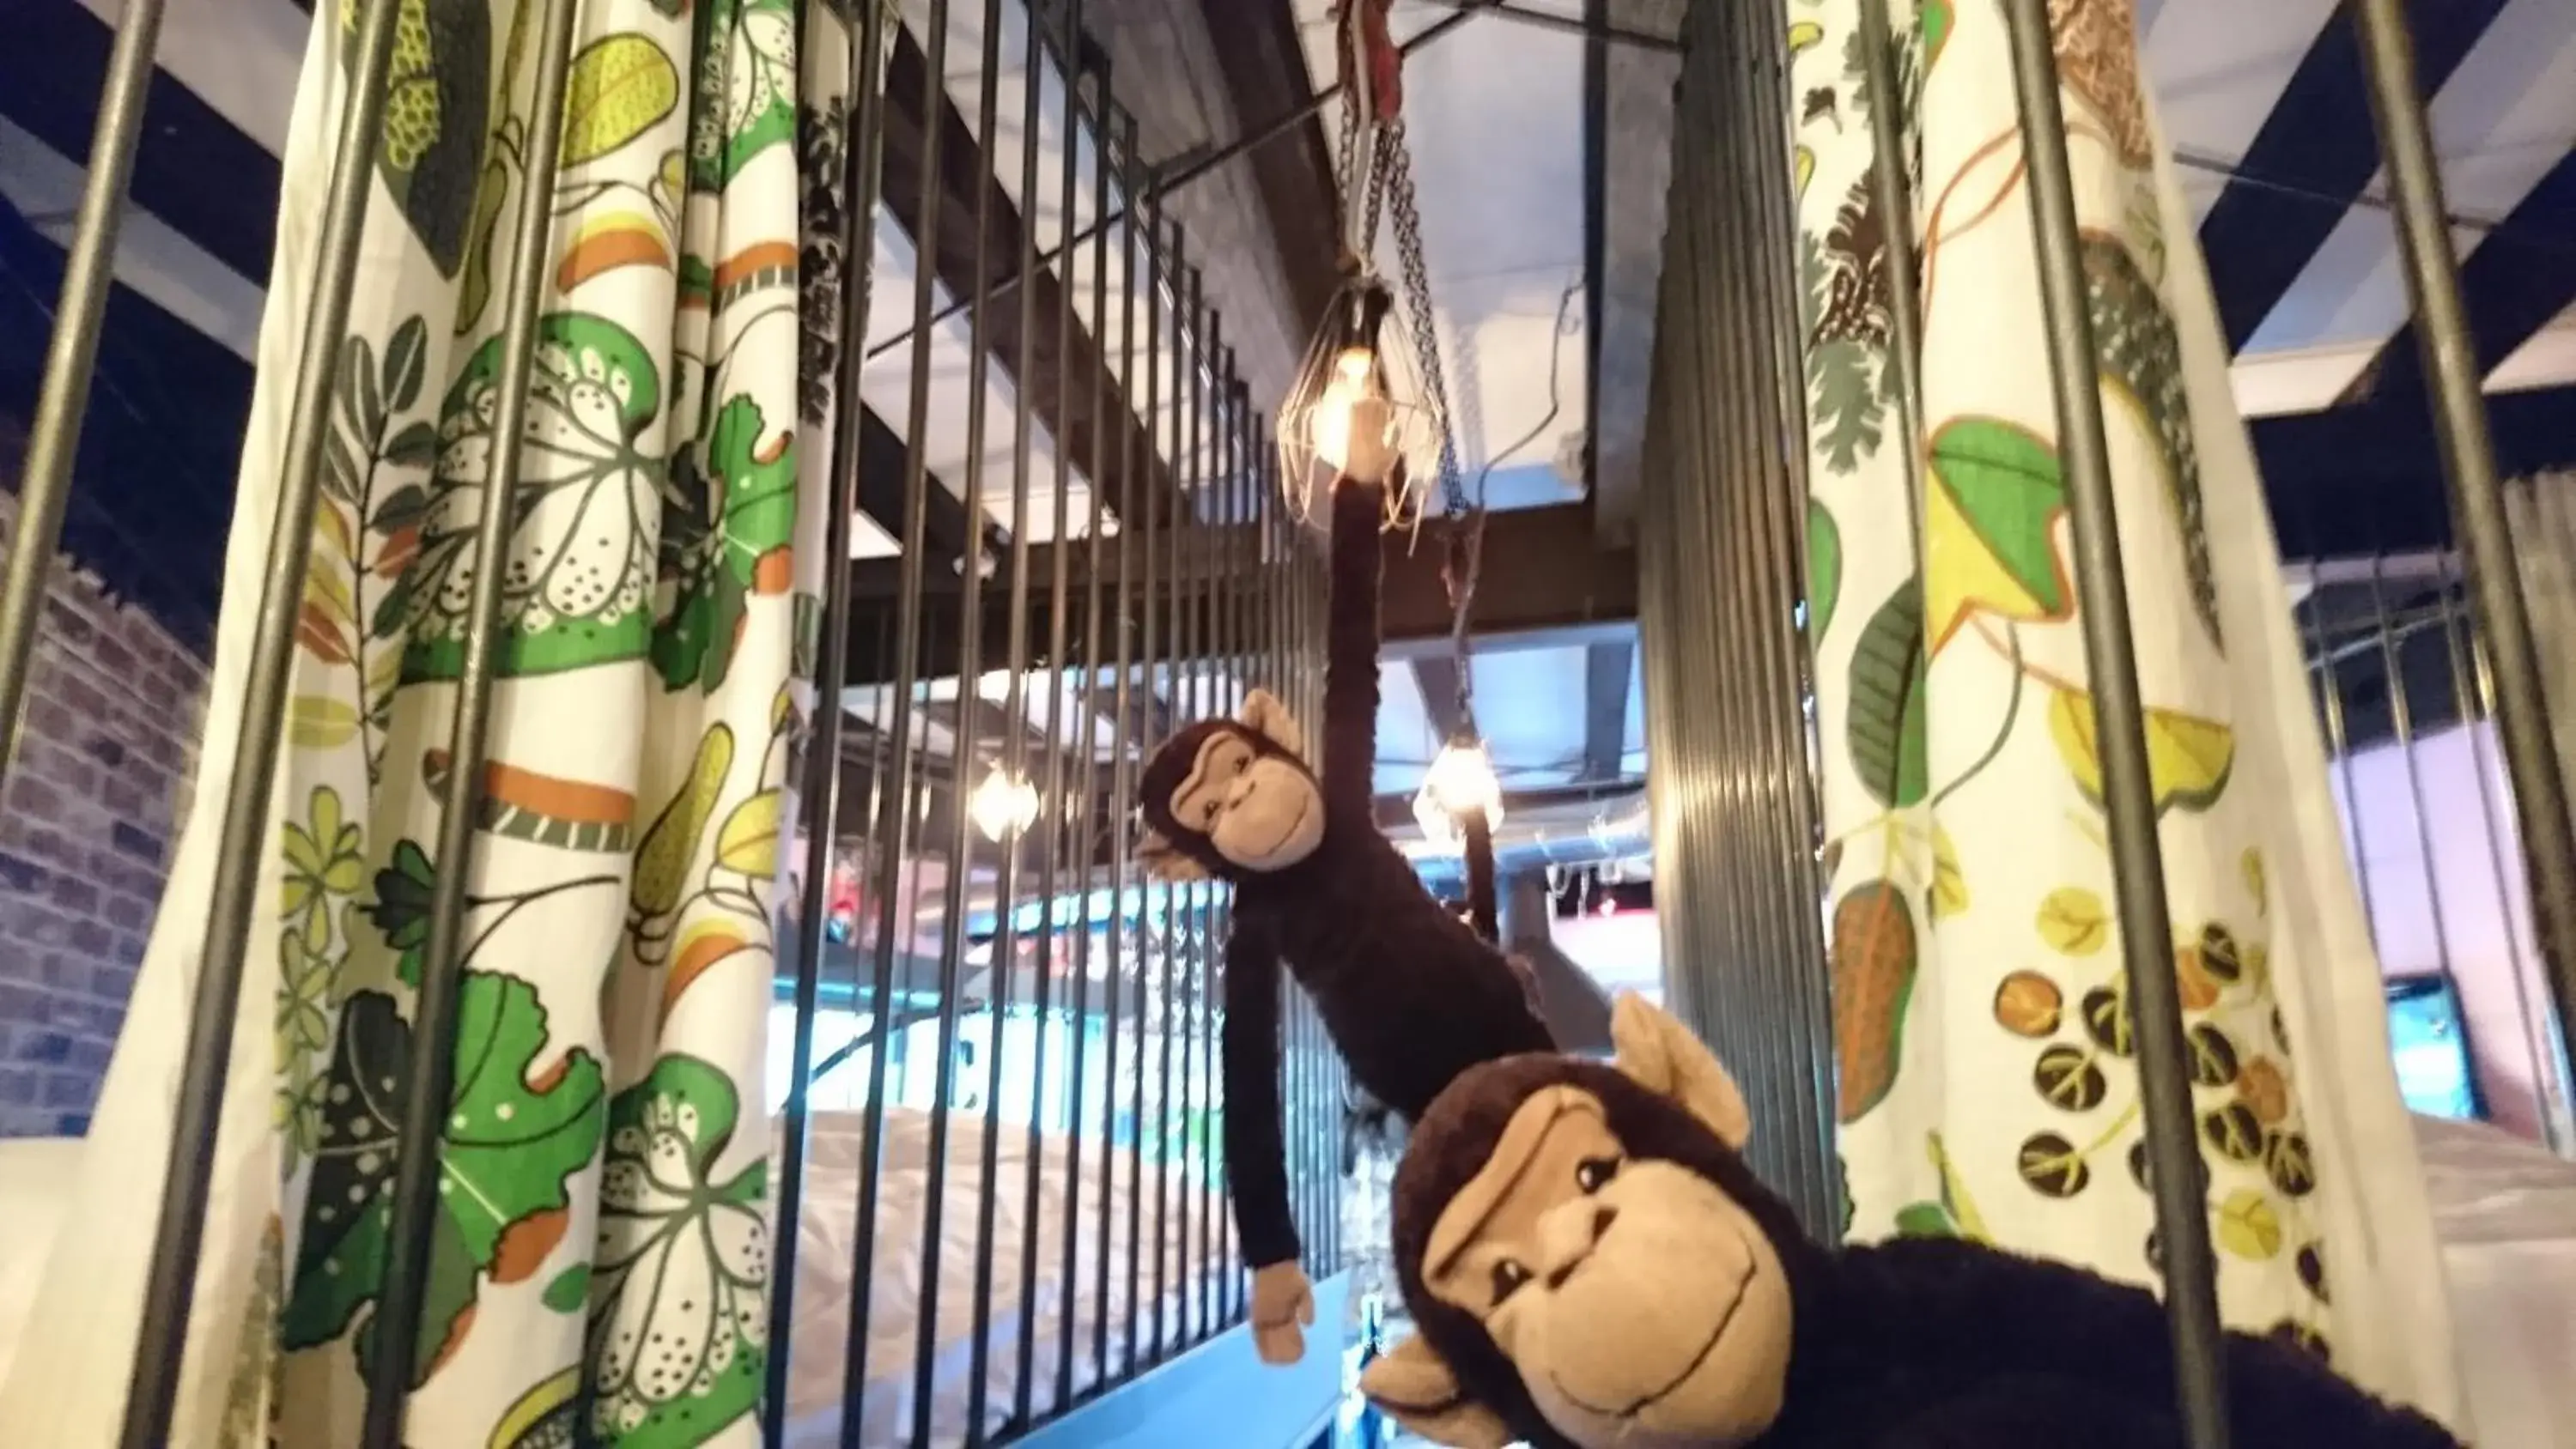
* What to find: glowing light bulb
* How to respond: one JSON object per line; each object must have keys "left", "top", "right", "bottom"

{"left": 1308, "top": 346, "right": 1382, "bottom": 472}
{"left": 1411, "top": 738, "right": 1504, "bottom": 852}
{"left": 970, "top": 768, "right": 1041, "bottom": 842}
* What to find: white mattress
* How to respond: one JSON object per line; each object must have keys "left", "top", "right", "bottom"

{"left": 775, "top": 1106, "right": 1233, "bottom": 1446}
{"left": 0, "top": 1110, "right": 1236, "bottom": 1446}
{"left": 2409, "top": 1115, "right": 2576, "bottom": 1449}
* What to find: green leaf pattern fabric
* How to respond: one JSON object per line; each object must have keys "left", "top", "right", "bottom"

{"left": 0, "top": 2, "right": 886, "bottom": 1445}
{"left": 1789, "top": 0, "right": 2461, "bottom": 1422}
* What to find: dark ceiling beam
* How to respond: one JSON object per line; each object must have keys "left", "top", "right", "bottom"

{"left": 1580, "top": 638, "right": 1632, "bottom": 781}
{"left": 2200, "top": 0, "right": 2503, "bottom": 353}
{"left": 850, "top": 403, "right": 994, "bottom": 572}
{"left": 880, "top": 25, "right": 1181, "bottom": 525}
{"left": 2254, "top": 382, "right": 2576, "bottom": 559}
{"left": 1412, "top": 654, "right": 1467, "bottom": 742}
{"left": 1381, "top": 503, "right": 1636, "bottom": 645}
{"left": 2336, "top": 147, "right": 2576, "bottom": 409}
{"left": 1370, "top": 781, "right": 1639, "bottom": 834}
{"left": 4, "top": 1, "right": 279, "bottom": 286}
{"left": 0, "top": 201, "right": 237, "bottom": 650}
{"left": 846, "top": 501, "right": 1641, "bottom": 682}
{"left": 1192, "top": 0, "right": 1346, "bottom": 334}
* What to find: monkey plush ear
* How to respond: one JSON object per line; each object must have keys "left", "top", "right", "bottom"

{"left": 1611, "top": 993, "right": 1753, "bottom": 1149}
{"left": 1236, "top": 688, "right": 1306, "bottom": 758}
{"left": 1358, "top": 1335, "right": 1513, "bottom": 1448}
{"left": 1134, "top": 826, "right": 1210, "bottom": 882}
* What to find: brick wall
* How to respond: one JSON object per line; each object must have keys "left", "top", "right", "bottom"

{"left": 0, "top": 488, "right": 208, "bottom": 1137}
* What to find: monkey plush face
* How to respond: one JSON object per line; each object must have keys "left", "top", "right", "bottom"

{"left": 1135, "top": 689, "right": 1325, "bottom": 880}
{"left": 1364, "top": 997, "right": 1806, "bottom": 1449}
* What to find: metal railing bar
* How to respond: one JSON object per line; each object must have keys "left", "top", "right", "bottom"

{"left": 915, "top": 6, "right": 1010, "bottom": 1432}
{"left": 119, "top": 3, "right": 404, "bottom": 1441}
{"left": 769, "top": 0, "right": 895, "bottom": 1432}
{"left": 0, "top": 0, "right": 167, "bottom": 773}
{"left": 2002, "top": 2, "right": 2228, "bottom": 1441}
{"left": 1020, "top": 0, "right": 1087, "bottom": 1421}
{"left": 2350, "top": 0, "right": 2576, "bottom": 1103}
{"left": 841, "top": 0, "right": 955, "bottom": 1434}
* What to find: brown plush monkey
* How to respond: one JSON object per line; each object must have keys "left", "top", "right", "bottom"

{"left": 1132, "top": 409, "right": 1554, "bottom": 1367}
{"left": 1364, "top": 997, "right": 2461, "bottom": 1449}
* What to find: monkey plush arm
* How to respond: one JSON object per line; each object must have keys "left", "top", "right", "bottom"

{"left": 1321, "top": 473, "right": 1388, "bottom": 823}
{"left": 1221, "top": 918, "right": 1301, "bottom": 1270}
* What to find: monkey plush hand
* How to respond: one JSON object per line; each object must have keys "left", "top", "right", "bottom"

{"left": 1363, "top": 996, "right": 2463, "bottom": 1449}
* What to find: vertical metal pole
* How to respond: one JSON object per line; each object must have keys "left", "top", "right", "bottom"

{"left": 1151, "top": 237, "right": 1193, "bottom": 1362}
{"left": 367, "top": 1, "right": 584, "bottom": 1432}
{"left": 1092, "top": 96, "right": 1139, "bottom": 1390}
{"left": 843, "top": 0, "right": 955, "bottom": 1434}
{"left": 2299, "top": 563, "right": 2381, "bottom": 946}
{"left": 1125, "top": 147, "right": 1167, "bottom": 1378}
{"left": 2437, "top": 562, "right": 2565, "bottom": 1147}
{"left": 2000, "top": 3, "right": 2228, "bottom": 1442}
{"left": 1024, "top": 0, "right": 1089, "bottom": 1420}
{"left": 2351, "top": 0, "right": 2576, "bottom": 1082}
{"left": 769, "top": 1, "right": 891, "bottom": 1432}
{"left": 917, "top": 2, "right": 1007, "bottom": 1435}
{"left": 1745, "top": 0, "right": 1839, "bottom": 1223}
{"left": 119, "top": 3, "right": 404, "bottom": 1443}
{"left": 2367, "top": 555, "right": 2462, "bottom": 985}
{"left": 969, "top": 0, "right": 1051, "bottom": 1425}
{"left": 0, "top": 0, "right": 168, "bottom": 773}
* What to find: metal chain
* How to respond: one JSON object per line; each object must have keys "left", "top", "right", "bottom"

{"left": 1332, "top": 4, "right": 1480, "bottom": 729}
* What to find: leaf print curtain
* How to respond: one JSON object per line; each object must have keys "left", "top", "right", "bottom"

{"left": 0, "top": 1, "right": 872, "bottom": 1443}
{"left": 1787, "top": 0, "right": 2468, "bottom": 1428}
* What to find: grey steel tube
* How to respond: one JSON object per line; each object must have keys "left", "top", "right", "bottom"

{"left": 769, "top": 0, "right": 891, "bottom": 1432}
{"left": 2350, "top": 0, "right": 2576, "bottom": 1097}
{"left": 1092, "top": 96, "right": 1139, "bottom": 1386}
{"left": 916, "top": 1, "right": 1008, "bottom": 1434}
{"left": 1747, "top": 0, "right": 1840, "bottom": 1226}
{"left": 1024, "top": 0, "right": 1090, "bottom": 1419}
{"left": 969, "top": 0, "right": 1054, "bottom": 1422}
{"left": 364, "top": 0, "right": 582, "bottom": 1437}
{"left": 842, "top": 0, "right": 956, "bottom": 1432}
{"left": 0, "top": 0, "right": 167, "bottom": 773}
{"left": 1125, "top": 167, "right": 1170, "bottom": 1377}
{"left": 2001, "top": 1, "right": 2229, "bottom": 1441}
{"left": 119, "top": 4, "right": 404, "bottom": 1443}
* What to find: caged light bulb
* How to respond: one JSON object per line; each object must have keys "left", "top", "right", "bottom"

{"left": 1411, "top": 738, "right": 1504, "bottom": 852}
{"left": 970, "top": 768, "right": 1041, "bottom": 842}
{"left": 1307, "top": 345, "right": 1384, "bottom": 474}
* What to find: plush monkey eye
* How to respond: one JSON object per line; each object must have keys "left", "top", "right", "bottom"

{"left": 1575, "top": 1156, "right": 1620, "bottom": 1194}
{"left": 1490, "top": 1259, "right": 1533, "bottom": 1303}
{"left": 1201, "top": 799, "right": 1222, "bottom": 827}
{"left": 1232, "top": 754, "right": 1251, "bottom": 775}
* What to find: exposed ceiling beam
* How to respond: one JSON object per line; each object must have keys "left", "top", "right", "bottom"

{"left": 1381, "top": 503, "right": 1636, "bottom": 645}
{"left": 1413, "top": 654, "right": 1467, "bottom": 741}
{"left": 846, "top": 500, "right": 1640, "bottom": 681}
{"left": 2199, "top": 0, "right": 2505, "bottom": 354}
{"left": 1192, "top": 0, "right": 1346, "bottom": 335}
{"left": 851, "top": 403, "right": 995, "bottom": 570}
{"left": 1370, "top": 780, "right": 1640, "bottom": 834}
{"left": 880, "top": 24, "right": 1182, "bottom": 526}
{"left": 2254, "top": 381, "right": 2576, "bottom": 559}
{"left": 1580, "top": 637, "right": 1632, "bottom": 781}
{"left": 2336, "top": 147, "right": 2576, "bottom": 410}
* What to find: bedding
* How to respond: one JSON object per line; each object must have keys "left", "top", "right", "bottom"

{"left": 2411, "top": 1114, "right": 2576, "bottom": 1449}
{"left": 776, "top": 1105, "right": 1233, "bottom": 1446}
{"left": 0, "top": 1110, "right": 1236, "bottom": 1446}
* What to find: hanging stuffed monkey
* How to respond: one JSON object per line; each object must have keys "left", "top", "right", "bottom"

{"left": 1361, "top": 995, "right": 2462, "bottom": 1449}
{"left": 1133, "top": 399, "right": 1557, "bottom": 1367}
